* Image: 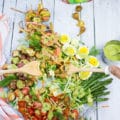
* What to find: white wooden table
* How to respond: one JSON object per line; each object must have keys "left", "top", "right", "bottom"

{"left": 0, "top": 0, "right": 120, "bottom": 120}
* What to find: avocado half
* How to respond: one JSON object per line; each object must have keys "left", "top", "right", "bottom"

{"left": 103, "top": 40, "right": 120, "bottom": 61}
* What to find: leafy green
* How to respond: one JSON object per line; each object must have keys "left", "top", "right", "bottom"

{"left": 29, "top": 32, "right": 42, "bottom": 51}
{"left": 29, "top": 87, "right": 38, "bottom": 100}
{"left": 9, "top": 100, "right": 17, "bottom": 107}
{"left": 89, "top": 46, "right": 100, "bottom": 56}
{"left": 53, "top": 110, "right": 65, "bottom": 120}
{"left": 0, "top": 75, "right": 17, "bottom": 87}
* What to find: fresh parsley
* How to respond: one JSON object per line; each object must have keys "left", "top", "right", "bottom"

{"left": 89, "top": 46, "right": 100, "bottom": 56}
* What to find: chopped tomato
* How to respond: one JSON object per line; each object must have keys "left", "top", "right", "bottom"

{"left": 31, "top": 116, "right": 39, "bottom": 120}
{"left": 71, "top": 109, "right": 79, "bottom": 120}
{"left": 41, "top": 111, "right": 47, "bottom": 116}
{"left": 54, "top": 47, "right": 61, "bottom": 57}
{"left": 51, "top": 96, "right": 59, "bottom": 102}
{"left": 52, "top": 117, "right": 59, "bottom": 120}
{"left": 33, "top": 101, "right": 42, "bottom": 109}
{"left": 42, "top": 116, "right": 47, "bottom": 120}
{"left": 18, "top": 101, "right": 26, "bottom": 107}
{"left": 63, "top": 108, "right": 70, "bottom": 119}
{"left": 27, "top": 107, "right": 34, "bottom": 116}
{"left": 45, "top": 98, "right": 49, "bottom": 102}
{"left": 18, "top": 107, "right": 26, "bottom": 114}
{"left": 35, "top": 115, "right": 42, "bottom": 120}
{"left": 34, "top": 109, "right": 41, "bottom": 118}
{"left": 24, "top": 113, "right": 30, "bottom": 120}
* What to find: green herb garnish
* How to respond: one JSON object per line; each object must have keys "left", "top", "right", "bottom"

{"left": 89, "top": 46, "right": 100, "bottom": 56}
{"left": 0, "top": 75, "right": 17, "bottom": 87}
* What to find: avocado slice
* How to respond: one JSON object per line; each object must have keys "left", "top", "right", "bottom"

{"left": 103, "top": 40, "right": 120, "bottom": 61}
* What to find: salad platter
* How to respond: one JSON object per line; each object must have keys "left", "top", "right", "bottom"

{"left": 0, "top": 2, "right": 112, "bottom": 120}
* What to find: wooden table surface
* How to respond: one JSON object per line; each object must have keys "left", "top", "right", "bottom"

{"left": 0, "top": 0, "right": 120, "bottom": 120}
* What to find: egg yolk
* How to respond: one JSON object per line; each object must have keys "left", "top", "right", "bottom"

{"left": 60, "top": 35, "right": 69, "bottom": 43}
{"left": 79, "top": 47, "right": 89, "bottom": 55}
{"left": 66, "top": 47, "right": 75, "bottom": 56}
{"left": 89, "top": 57, "right": 99, "bottom": 67}
{"left": 79, "top": 71, "right": 91, "bottom": 80}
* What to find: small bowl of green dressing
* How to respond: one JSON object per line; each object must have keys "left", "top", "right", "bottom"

{"left": 102, "top": 40, "right": 120, "bottom": 65}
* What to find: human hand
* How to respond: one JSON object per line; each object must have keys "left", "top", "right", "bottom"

{"left": 109, "top": 65, "right": 120, "bottom": 79}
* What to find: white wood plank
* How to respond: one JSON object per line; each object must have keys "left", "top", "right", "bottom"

{"left": 81, "top": 2, "right": 95, "bottom": 48}
{"left": 54, "top": 0, "right": 79, "bottom": 38}
{"left": 94, "top": 0, "right": 120, "bottom": 120}
{"left": 2, "top": 0, "right": 17, "bottom": 61}
{"left": 97, "top": 76, "right": 120, "bottom": 120}
{"left": 11, "top": 0, "right": 27, "bottom": 50}
{"left": 26, "top": 0, "right": 40, "bottom": 10}
{"left": 94, "top": 0, "right": 120, "bottom": 48}
{"left": 0, "top": 0, "right": 4, "bottom": 13}
{"left": 81, "top": 2, "right": 97, "bottom": 120}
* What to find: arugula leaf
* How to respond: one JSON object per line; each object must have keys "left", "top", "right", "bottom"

{"left": 89, "top": 46, "right": 100, "bottom": 56}
{"left": 0, "top": 75, "right": 17, "bottom": 87}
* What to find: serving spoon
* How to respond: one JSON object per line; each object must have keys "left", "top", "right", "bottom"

{"left": 0, "top": 61, "right": 41, "bottom": 76}
{"left": 0, "top": 61, "right": 104, "bottom": 76}
{"left": 67, "top": 64, "right": 104, "bottom": 75}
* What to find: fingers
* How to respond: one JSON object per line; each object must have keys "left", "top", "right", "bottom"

{"left": 109, "top": 65, "right": 120, "bottom": 79}
{"left": 62, "top": 0, "right": 68, "bottom": 3}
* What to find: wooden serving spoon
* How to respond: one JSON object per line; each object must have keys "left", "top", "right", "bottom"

{"left": 67, "top": 64, "right": 104, "bottom": 75}
{"left": 0, "top": 61, "right": 106, "bottom": 77}
{"left": 0, "top": 61, "right": 41, "bottom": 76}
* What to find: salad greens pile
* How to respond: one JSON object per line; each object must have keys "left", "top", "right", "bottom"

{"left": 0, "top": 3, "right": 112, "bottom": 120}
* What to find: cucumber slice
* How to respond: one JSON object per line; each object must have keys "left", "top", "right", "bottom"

{"left": 103, "top": 40, "right": 120, "bottom": 61}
